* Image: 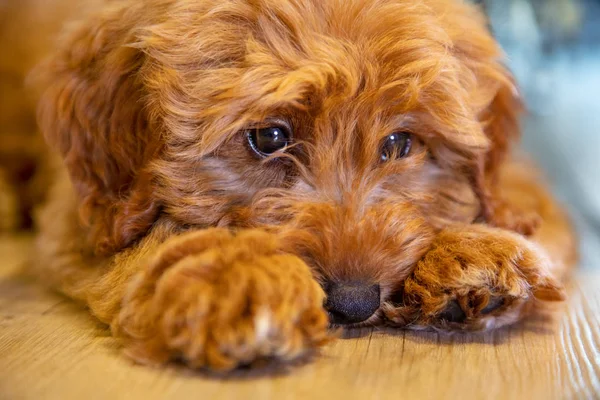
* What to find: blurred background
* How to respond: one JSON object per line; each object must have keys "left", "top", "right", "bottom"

{"left": 473, "top": 0, "right": 600, "bottom": 270}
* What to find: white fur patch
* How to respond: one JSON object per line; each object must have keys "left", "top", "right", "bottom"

{"left": 254, "top": 309, "right": 273, "bottom": 344}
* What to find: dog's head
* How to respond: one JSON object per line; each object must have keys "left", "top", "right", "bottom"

{"left": 37, "top": 0, "right": 523, "bottom": 325}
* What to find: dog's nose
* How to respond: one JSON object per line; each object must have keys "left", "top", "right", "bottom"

{"left": 324, "top": 282, "right": 380, "bottom": 325}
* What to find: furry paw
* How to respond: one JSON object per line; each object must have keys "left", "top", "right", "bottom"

{"left": 384, "top": 225, "right": 565, "bottom": 331}
{"left": 114, "top": 228, "right": 330, "bottom": 371}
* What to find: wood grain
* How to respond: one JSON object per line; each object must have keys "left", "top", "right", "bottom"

{"left": 0, "top": 235, "right": 598, "bottom": 400}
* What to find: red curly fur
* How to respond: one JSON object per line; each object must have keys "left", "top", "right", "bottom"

{"left": 0, "top": 0, "right": 577, "bottom": 371}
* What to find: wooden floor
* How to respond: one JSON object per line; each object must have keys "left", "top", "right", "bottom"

{"left": 0, "top": 234, "right": 599, "bottom": 400}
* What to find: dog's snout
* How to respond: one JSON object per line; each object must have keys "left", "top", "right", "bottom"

{"left": 324, "top": 282, "right": 380, "bottom": 325}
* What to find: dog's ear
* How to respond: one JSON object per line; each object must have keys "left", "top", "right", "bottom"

{"left": 449, "top": 3, "right": 538, "bottom": 235}
{"left": 480, "top": 73, "right": 522, "bottom": 178}
{"left": 470, "top": 60, "right": 542, "bottom": 235}
{"left": 471, "top": 70, "right": 533, "bottom": 234}
{"left": 36, "top": 3, "right": 160, "bottom": 254}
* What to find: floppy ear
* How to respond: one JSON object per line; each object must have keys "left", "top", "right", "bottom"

{"left": 448, "top": 2, "right": 538, "bottom": 235}
{"left": 473, "top": 72, "right": 534, "bottom": 234}
{"left": 471, "top": 64, "right": 540, "bottom": 236}
{"left": 480, "top": 75, "right": 522, "bottom": 177}
{"left": 36, "top": 3, "right": 160, "bottom": 254}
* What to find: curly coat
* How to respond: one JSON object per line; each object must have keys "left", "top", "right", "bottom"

{"left": 0, "top": 0, "right": 577, "bottom": 371}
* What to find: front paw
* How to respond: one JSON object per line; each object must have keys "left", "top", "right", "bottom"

{"left": 114, "top": 229, "right": 330, "bottom": 371}
{"left": 384, "top": 225, "right": 565, "bottom": 331}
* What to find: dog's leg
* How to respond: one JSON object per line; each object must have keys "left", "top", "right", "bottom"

{"left": 33, "top": 181, "right": 329, "bottom": 370}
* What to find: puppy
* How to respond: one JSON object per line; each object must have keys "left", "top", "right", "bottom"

{"left": 3, "top": 0, "right": 577, "bottom": 371}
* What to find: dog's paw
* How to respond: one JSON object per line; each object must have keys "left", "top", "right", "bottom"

{"left": 114, "top": 228, "right": 330, "bottom": 371}
{"left": 384, "top": 225, "right": 565, "bottom": 331}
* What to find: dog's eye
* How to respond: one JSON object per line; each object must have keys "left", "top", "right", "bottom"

{"left": 247, "top": 125, "right": 291, "bottom": 157}
{"left": 381, "top": 132, "right": 412, "bottom": 162}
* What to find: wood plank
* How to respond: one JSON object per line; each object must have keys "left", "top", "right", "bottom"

{"left": 0, "top": 235, "right": 598, "bottom": 400}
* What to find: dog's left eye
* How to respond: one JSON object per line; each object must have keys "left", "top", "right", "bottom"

{"left": 381, "top": 132, "right": 412, "bottom": 162}
{"left": 247, "top": 126, "right": 291, "bottom": 157}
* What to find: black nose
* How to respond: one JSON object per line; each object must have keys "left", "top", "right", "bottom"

{"left": 324, "top": 282, "right": 380, "bottom": 325}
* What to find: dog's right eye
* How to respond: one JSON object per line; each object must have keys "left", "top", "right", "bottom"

{"left": 247, "top": 126, "right": 291, "bottom": 157}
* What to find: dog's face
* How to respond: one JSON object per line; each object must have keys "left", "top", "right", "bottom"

{"left": 38, "top": 0, "right": 520, "bottom": 325}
